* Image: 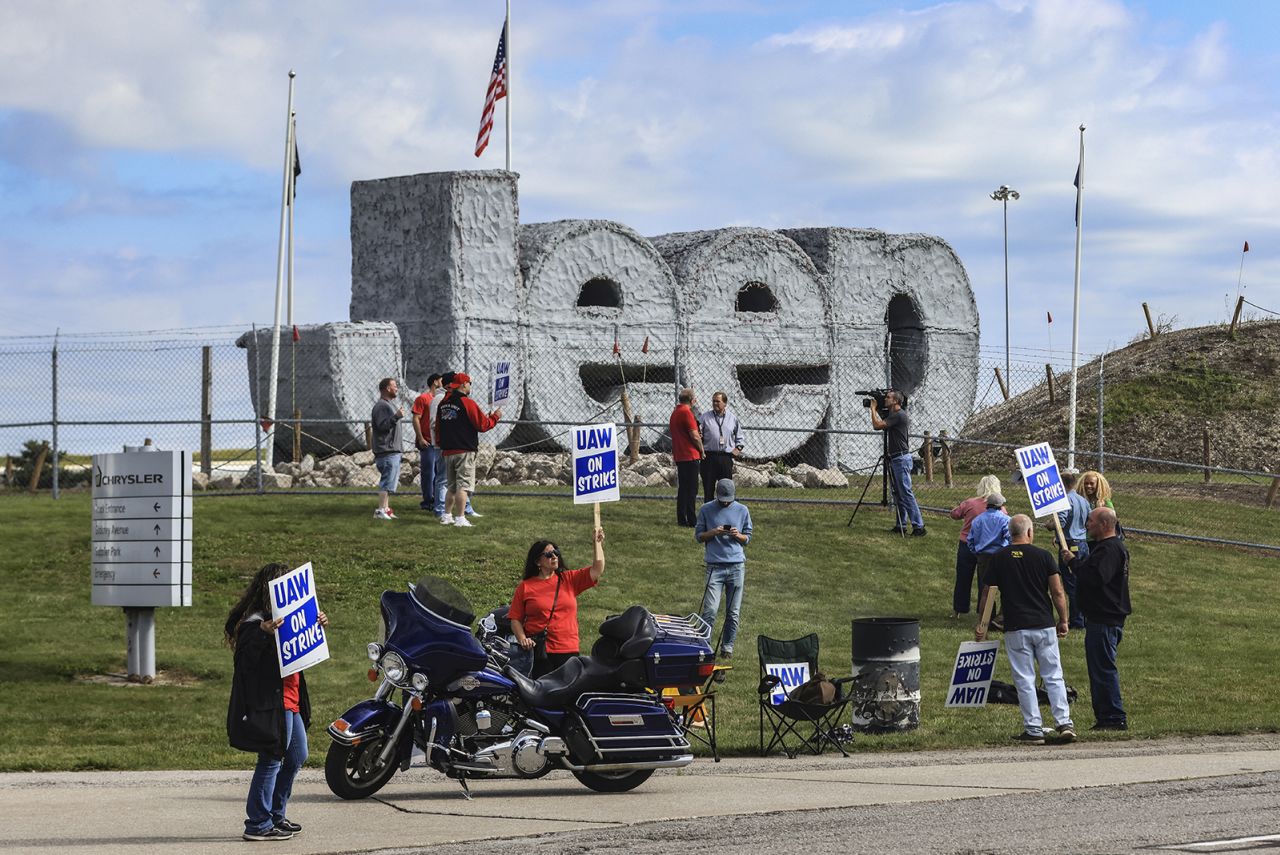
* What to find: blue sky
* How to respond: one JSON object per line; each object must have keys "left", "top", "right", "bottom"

{"left": 1, "top": 0, "right": 1278, "bottom": 359}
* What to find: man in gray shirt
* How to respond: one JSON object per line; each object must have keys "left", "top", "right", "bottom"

{"left": 698, "top": 391, "right": 745, "bottom": 503}
{"left": 371, "top": 377, "right": 405, "bottom": 520}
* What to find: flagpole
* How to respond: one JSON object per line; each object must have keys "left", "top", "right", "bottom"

{"left": 266, "top": 70, "right": 296, "bottom": 470}
{"left": 1067, "top": 124, "right": 1085, "bottom": 471}
{"left": 288, "top": 110, "right": 298, "bottom": 440}
{"left": 504, "top": 0, "right": 512, "bottom": 171}
{"left": 1235, "top": 242, "right": 1248, "bottom": 303}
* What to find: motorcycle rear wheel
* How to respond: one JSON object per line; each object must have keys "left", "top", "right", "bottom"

{"left": 571, "top": 768, "right": 654, "bottom": 793}
{"left": 325, "top": 737, "right": 399, "bottom": 800}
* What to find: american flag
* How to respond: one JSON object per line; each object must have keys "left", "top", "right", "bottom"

{"left": 474, "top": 24, "right": 507, "bottom": 158}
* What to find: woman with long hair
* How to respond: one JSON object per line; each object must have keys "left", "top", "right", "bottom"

{"left": 225, "top": 563, "right": 328, "bottom": 842}
{"left": 509, "top": 526, "right": 605, "bottom": 678}
{"left": 1077, "top": 470, "right": 1114, "bottom": 510}
{"left": 948, "top": 474, "right": 1003, "bottom": 617}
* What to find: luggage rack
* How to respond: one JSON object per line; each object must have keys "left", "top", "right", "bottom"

{"left": 652, "top": 613, "right": 712, "bottom": 643}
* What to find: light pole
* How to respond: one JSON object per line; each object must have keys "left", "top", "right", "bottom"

{"left": 990, "top": 184, "right": 1020, "bottom": 394}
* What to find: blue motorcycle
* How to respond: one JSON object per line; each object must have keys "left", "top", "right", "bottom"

{"left": 325, "top": 576, "right": 715, "bottom": 798}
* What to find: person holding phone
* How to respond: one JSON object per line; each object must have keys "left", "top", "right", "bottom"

{"left": 694, "top": 479, "right": 753, "bottom": 668}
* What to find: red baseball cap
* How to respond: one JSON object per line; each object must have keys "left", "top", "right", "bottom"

{"left": 450, "top": 372, "right": 471, "bottom": 388}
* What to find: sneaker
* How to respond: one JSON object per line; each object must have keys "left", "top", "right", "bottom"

{"left": 1012, "top": 731, "right": 1045, "bottom": 745}
{"left": 911, "top": 527, "right": 927, "bottom": 537}
{"left": 466, "top": 509, "right": 483, "bottom": 518}
{"left": 440, "top": 514, "right": 454, "bottom": 525}
{"left": 373, "top": 508, "right": 390, "bottom": 520}
{"left": 243, "top": 827, "right": 294, "bottom": 841}
{"left": 454, "top": 517, "right": 474, "bottom": 528}
{"left": 718, "top": 648, "right": 733, "bottom": 659}
{"left": 1089, "top": 722, "right": 1128, "bottom": 732}
{"left": 888, "top": 526, "right": 907, "bottom": 534}
{"left": 385, "top": 508, "right": 398, "bottom": 519}
{"left": 276, "top": 819, "right": 302, "bottom": 834}
{"left": 1056, "top": 725, "right": 1077, "bottom": 743}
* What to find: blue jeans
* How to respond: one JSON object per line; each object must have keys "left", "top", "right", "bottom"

{"left": 953, "top": 541, "right": 977, "bottom": 614}
{"left": 699, "top": 562, "right": 745, "bottom": 653}
{"left": 245, "top": 710, "right": 307, "bottom": 834}
{"left": 888, "top": 453, "right": 924, "bottom": 530}
{"left": 1059, "top": 540, "right": 1089, "bottom": 628}
{"left": 1085, "top": 623, "right": 1126, "bottom": 727}
{"left": 375, "top": 453, "right": 401, "bottom": 493}
{"left": 420, "top": 445, "right": 441, "bottom": 509}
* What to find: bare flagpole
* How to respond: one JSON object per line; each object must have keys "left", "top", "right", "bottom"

{"left": 288, "top": 110, "right": 298, "bottom": 447}
{"left": 1066, "top": 124, "right": 1085, "bottom": 471}
{"left": 504, "top": 0, "right": 512, "bottom": 171}
{"left": 265, "top": 70, "right": 296, "bottom": 470}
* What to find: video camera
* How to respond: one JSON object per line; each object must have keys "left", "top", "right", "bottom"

{"left": 856, "top": 388, "right": 907, "bottom": 409}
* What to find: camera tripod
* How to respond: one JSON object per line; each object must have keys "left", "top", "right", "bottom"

{"left": 846, "top": 427, "right": 901, "bottom": 533}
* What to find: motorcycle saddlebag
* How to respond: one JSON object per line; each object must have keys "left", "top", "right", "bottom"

{"left": 566, "top": 693, "right": 689, "bottom": 764}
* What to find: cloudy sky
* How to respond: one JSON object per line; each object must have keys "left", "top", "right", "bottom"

{"left": 1, "top": 0, "right": 1277, "bottom": 360}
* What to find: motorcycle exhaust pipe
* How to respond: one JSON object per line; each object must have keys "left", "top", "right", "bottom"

{"left": 558, "top": 755, "right": 694, "bottom": 773}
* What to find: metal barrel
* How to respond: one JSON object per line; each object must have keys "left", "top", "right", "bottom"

{"left": 850, "top": 617, "right": 920, "bottom": 732}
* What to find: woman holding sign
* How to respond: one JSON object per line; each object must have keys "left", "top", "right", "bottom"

{"left": 225, "top": 563, "right": 329, "bottom": 842}
{"left": 510, "top": 526, "right": 606, "bottom": 678}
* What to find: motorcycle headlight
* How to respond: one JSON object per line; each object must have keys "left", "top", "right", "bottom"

{"left": 366, "top": 642, "right": 383, "bottom": 662}
{"left": 381, "top": 651, "right": 407, "bottom": 684}
{"left": 411, "top": 672, "right": 429, "bottom": 691}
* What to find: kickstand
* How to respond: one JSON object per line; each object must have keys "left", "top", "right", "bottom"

{"left": 457, "top": 777, "right": 473, "bottom": 801}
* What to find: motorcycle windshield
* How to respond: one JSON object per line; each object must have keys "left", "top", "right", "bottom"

{"left": 380, "top": 580, "right": 487, "bottom": 685}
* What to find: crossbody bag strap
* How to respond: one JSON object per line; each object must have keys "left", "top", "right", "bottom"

{"left": 544, "top": 573, "right": 563, "bottom": 629}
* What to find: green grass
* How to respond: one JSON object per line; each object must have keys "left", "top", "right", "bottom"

{"left": 2, "top": 489, "right": 1277, "bottom": 771}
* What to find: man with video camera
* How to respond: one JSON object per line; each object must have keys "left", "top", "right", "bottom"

{"left": 868, "top": 389, "right": 926, "bottom": 536}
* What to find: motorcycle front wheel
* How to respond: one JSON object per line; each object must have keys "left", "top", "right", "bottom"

{"left": 325, "top": 736, "right": 399, "bottom": 800}
{"left": 571, "top": 768, "right": 654, "bottom": 793}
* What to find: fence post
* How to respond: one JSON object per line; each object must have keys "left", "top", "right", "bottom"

{"left": 1267, "top": 477, "right": 1280, "bottom": 509}
{"left": 1143, "top": 302, "right": 1157, "bottom": 339}
{"left": 1044, "top": 364, "right": 1056, "bottom": 405}
{"left": 51, "top": 337, "right": 59, "bottom": 499}
{"left": 28, "top": 442, "right": 49, "bottom": 493}
{"left": 922, "top": 431, "right": 933, "bottom": 483}
{"left": 364, "top": 422, "right": 373, "bottom": 450}
{"left": 292, "top": 408, "right": 302, "bottom": 462}
{"left": 1097, "top": 353, "right": 1105, "bottom": 473}
{"left": 994, "top": 367, "right": 1009, "bottom": 401}
{"left": 940, "top": 429, "right": 953, "bottom": 488}
{"left": 201, "top": 346, "right": 213, "bottom": 476}
{"left": 1228, "top": 295, "right": 1245, "bottom": 337}
{"left": 1202, "top": 423, "right": 1211, "bottom": 484}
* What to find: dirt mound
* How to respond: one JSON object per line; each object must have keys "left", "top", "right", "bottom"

{"left": 958, "top": 320, "right": 1280, "bottom": 472}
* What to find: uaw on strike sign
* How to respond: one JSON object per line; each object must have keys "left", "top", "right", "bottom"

{"left": 269, "top": 562, "right": 329, "bottom": 677}
{"left": 572, "top": 423, "right": 620, "bottom": 505}
{"left": 1015, "top": 442, "right": 1073, "bottom": 518}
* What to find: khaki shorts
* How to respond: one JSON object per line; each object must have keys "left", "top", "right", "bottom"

{"left": 445, "top": 452, "right": 477, "bottom": 493}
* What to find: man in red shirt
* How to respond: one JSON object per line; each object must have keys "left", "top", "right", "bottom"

{"left": 435, "top": 373, "right": 502, "bottom": 528}
{"left": 669, "top": 388, "right": 704, "bottom": 527}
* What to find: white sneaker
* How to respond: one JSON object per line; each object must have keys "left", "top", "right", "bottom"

{"left": 373, "top": 508, "right": 390, "bottom": 520}
{"left": 466, "top": 509, "right": 483, "bottom": 518}
{"left": 453, "top": 517, "right": 474, "bottom": 528}
{"left": 440, "top": 514, "right": 454, "bottom": 525}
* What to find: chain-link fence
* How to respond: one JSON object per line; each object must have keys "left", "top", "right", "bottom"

{"left": 3, "top": 323, "right": 1277, "bottom": 551}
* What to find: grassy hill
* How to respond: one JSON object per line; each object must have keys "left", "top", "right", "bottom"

{"left": 959, "top": 320, "right": 1280, "bottom": 474}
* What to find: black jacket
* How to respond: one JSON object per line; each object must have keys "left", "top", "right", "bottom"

{"left": 227, "top": 615, "right": 311, "bottom": 756}
{"left": 1075, "top": 536, "right": 1132, "bottom": 626}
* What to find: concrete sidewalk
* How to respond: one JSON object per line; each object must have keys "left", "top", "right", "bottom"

{"left": 3, "top": 735, "right": 1277, "bottom": 854}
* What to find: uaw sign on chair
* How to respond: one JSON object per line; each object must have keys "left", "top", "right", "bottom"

{"left": 90, "top": 442, "right": 192, "bottom": 681}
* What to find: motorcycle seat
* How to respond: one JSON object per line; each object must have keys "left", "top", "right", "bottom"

{"left": 505, "top": 656, "right": 650, "bottom": 709}
{"left": 594, "top": 605, "right": 658, "bottom": 661}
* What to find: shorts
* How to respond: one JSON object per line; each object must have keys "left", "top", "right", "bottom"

{"left": 445, "top": 452, "right": 477, "bottom": 493}
{"left": 375, "top": 453, "right": 401, "bottom": 492}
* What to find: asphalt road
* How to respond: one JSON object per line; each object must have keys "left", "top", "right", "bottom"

{"left": 3, "top": 735, "right": 1278, "bottom": 854}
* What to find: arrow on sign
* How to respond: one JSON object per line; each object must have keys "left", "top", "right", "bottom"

{"left": 152, "top": 568, "right": 160, "bottom": 579}
{"left": 153, "top": 524, "right": 161, "bottom": 535}
{"left": 153, "top": 546, "right": 162, "bottom": 558}
{"left": 153, "top": 502, "right": 161, "bottom": 513}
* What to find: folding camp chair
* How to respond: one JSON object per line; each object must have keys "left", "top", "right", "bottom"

{"left": 758, "top": 633, "right": 855, "bottom": 758}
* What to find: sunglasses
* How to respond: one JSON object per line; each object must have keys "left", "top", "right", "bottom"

{"left": 541, "top": 550, "right": 559, "bottom": 559}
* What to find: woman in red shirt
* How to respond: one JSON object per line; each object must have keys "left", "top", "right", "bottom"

{"left": 510, "top": 526, "right": 605, "bottom": 678}
{"left": 948, "top": 475, "right": 1002, "bottom": 618}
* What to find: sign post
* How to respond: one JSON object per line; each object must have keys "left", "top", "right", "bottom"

{"left": 90, "top": 442, "right": 193, "bottom": 682}
{"left": 268, "top": 562, "right": 330, "bottom": 677}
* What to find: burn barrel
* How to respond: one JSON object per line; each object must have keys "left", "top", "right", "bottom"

{"left": 850, "top": 617, "right": 920, "bottom": 732}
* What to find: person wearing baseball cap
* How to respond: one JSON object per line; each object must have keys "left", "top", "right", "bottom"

{"left": 694, "top": 478, "right": 753, "bottom": 671}
{"left": 435, "top": 372, "right": 501, "bottom": 528}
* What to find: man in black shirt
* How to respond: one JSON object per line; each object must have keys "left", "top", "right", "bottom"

{"left": 869, "top": 390, "right": 925, "bottom": 536}
{"left": 1061, "top": 507, "right": 1131, "bottom": 731}
{"left": 977, "top": 514, "right": 1075, "bottom": 744}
